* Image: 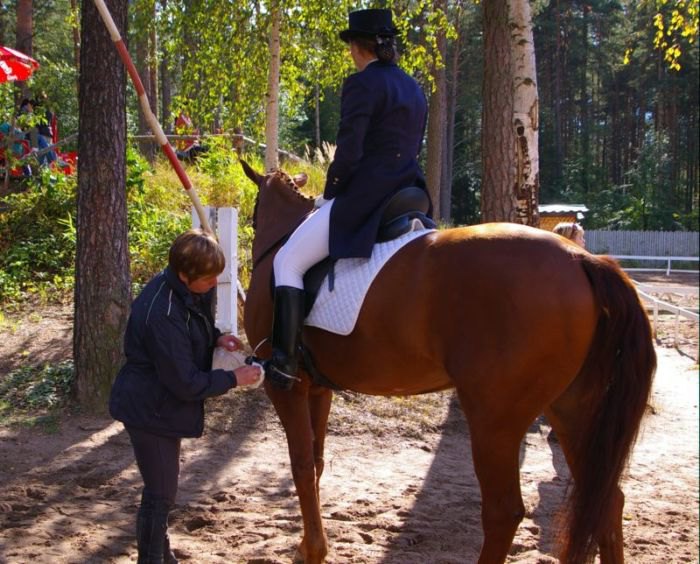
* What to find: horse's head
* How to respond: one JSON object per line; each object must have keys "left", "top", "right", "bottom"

{"left": 240, "top": 159, "right": 314, "bottom": 267}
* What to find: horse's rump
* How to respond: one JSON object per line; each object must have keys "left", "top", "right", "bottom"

{"left": 305, "top": 223, "right": 598, "bottom": 400}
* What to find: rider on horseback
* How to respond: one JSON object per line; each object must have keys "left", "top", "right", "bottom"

{"left": 265, "top": 8, "right": 432, "bottom": 390}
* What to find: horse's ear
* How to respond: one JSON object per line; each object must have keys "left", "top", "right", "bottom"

{"left": 239, "top": 158, "right": 261, "bottom": 186}
{"left": 293, "top": 172, "right": 308, "bottom": 188}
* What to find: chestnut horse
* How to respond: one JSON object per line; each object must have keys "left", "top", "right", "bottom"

{"left": 240, "top": 160, "right": 656, "bottom": 564}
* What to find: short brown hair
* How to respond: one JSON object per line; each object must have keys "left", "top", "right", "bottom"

{"left": 168, "top": 229, "right": 225, "bottom": 282}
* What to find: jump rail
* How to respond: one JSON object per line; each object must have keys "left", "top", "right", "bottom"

{"left": 633, "top": 283, "right": 699, "bottom": 347}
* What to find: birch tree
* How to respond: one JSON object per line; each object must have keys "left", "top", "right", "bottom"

{"left": 265, "top": 2, "right": 281, "bottom": 170}
{"left": 510, "top": 0, "right": 539, "bottom": 226}
{"left": 481, "top": 0, "right": 539, "bottom": 226}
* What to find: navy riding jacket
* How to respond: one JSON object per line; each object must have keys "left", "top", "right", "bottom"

{"left": 109, "top": 267, "right": 236, "bottom": 438}
{"left": 323, "top": 60, "right": 430, "bottom": 259}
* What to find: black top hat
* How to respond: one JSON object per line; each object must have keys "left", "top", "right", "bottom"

{"left": 339, "top": 9, "right": 397, "bottom": 42}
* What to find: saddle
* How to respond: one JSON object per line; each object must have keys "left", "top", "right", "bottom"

{"left": 302, "top": 186, "right": 435, "bottom": 314}
{"left": 297, "top": 187, "right": 435, "bottom": 390}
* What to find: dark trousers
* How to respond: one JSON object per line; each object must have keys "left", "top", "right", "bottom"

{"left": 126, "top": 425, "right": 181, "bottom": 505}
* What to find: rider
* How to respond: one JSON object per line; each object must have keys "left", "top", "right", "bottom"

{"left": 265, "top": 8, "right": 431, "bottom": 390}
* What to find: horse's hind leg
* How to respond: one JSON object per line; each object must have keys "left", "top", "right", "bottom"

{"left": 545, "top": 403, "right": 625, "bottom": 564}
{"left": 462, "top": 400, "right": 528, "bottom": 563}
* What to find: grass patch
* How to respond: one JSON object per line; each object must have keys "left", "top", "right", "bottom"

{"left": 0, "top": 360, "right": 75, "bottom": 432}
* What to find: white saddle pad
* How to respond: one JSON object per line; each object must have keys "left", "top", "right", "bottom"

{"left": 305, "top": 227, "right": 434, "bottom": 335}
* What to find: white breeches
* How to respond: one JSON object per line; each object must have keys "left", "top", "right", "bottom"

{"left": 273, "top": 199, "right": 334, "bottom": 289}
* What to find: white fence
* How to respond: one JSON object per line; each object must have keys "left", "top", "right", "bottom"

{"left": 612, "top": 255, "right": 699, "bottom": 275}
{"left": 587, "top": 230, "right": 699, "bottom": 257}
{"left": 634, "top": 283, "right": 699, "bottom": 348}
{"left": 192, "top": 207, "right": 238, "bottom": 335}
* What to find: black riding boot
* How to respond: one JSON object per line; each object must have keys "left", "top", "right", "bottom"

{"left": 266, "top": 286, "right": 305, "bottom": 390}
{"left": 136, "top": 493, "right": 173, "bottom": 564}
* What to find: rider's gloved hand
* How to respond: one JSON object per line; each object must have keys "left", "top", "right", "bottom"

{"left": 314, "top": 195, "right": 330, "bottom": 209}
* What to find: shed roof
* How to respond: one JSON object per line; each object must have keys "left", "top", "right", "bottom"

{"left": 538, "top": 204, "right": 589, "bottom": 215}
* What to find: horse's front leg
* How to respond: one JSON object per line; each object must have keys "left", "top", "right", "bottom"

{"left": 266, "top": 380, "right": 329, "bottom": 564}
{"left": 308, "top": 384, "right": 333, "bottom": 499}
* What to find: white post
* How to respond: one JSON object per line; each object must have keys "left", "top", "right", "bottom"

{"left": 191, "top": 207, "right": 238, "bottom": 335}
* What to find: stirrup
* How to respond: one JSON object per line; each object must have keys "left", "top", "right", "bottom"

{"left": 246, "top": 355, "right": 301, "bottom": 390}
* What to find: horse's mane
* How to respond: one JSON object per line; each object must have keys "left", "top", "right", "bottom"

{"left": 268, "top": 168, "right": 314, "bottom": 204}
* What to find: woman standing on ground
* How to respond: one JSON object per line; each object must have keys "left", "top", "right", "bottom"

{"left": 109, "top": 228, "right": 262, "bottom": 563}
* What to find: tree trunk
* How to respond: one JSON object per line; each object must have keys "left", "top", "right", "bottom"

{"left": 71, "top": 0, "right": 81, "bottom": 80}
{"left": 442, "top": 4, "right": 464, "bottom": 225}
{"left": 264, "top": 4, "right": 281, "bottom": 170}
{"left": 135, "top": 27, "right": 157, "bottom": 161}
{"left": 159, "top": 0, "right": 171, "bottom": 132}
{"left": 74, "top": 0, "right": 131, "bottom": 413}
{"left": 509, "top": 0, "right": 540, "bottom": 226}
{"left": 481, "top": 0, "right": 516, "bottom": 223}
{"left": 134, "top": 10, "right": 158, "bottom": 163}
{"left": 161, "top": 54, "right": 172, "bottom": 132}
{"left": 314, "top": 82, "right": 321, "bottom": 150}
{"left": 426, "top": 0, "right": 448, "bottom": 220}
{"left": 553, "top": 0, "right": 564, "bottom": 188}
{"left": 15, "top": 0, "right": 32, "bottom": 100}
{"left": 149, "top": 22, "right": 158, "bottom": 128}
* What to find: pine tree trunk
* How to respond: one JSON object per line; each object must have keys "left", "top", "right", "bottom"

{"left": 314, "top": 82, "right": 321, "bottom": 150}
{"left": 15, "top": 0, "right": 32, "bottom": 99}
{"left": 442, "top": 10, "right": 463, "bottom": 225}
{"left": 264, "top": 4, "right": 281, "bottom": 171}
{"left": 161, "top": 54, "right": 171, "bottom": 132}
{"left": 71, "top": 0, "right": 81, "bottom": 79}
{"left": 74, "top": 0, "right": 131, "bottom": 413}
{"left": 481, "top": 0, "right": 516, "bottom": 223}
{"left": 426, "top": 0, "right": 448, "bottom": 221}
{"left": 159, "top": 0, "right": 171, "bottom": 133}
{"left": 136, "top": 37, "right": 152, "bottom": 158}
{"left": 510, "top": 0, "right": 540, "bottom": 226}
{"left": 426, "top": 79, "right": 446, "bottom": 220}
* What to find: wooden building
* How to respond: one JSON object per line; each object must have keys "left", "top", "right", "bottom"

{"left": 538, "top": 204, "right": 588, "bottom": 231}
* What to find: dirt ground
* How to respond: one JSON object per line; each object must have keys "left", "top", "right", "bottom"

{"left": 0, "top": 272, "right": 697, "bottom": 564}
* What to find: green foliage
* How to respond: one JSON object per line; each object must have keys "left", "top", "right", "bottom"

{"left": 0, "top": 361, "right": 74, "bottom": 414}
{"left": 0, "top": 133, "right": 328, "bottom": 307}
{"left": 125, "top": 146, "right": 190, "bottom": 285}
{"left": 0, "top": 170, "right": 77, "bottom": 303}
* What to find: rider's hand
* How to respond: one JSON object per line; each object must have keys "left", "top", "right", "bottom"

{"left": 314, "top": 195, "right": 329, "bottom": 209}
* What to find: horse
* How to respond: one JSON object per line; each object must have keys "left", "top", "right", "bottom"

{"left": 240, "top": 159, "right": 656, "bottom": 564}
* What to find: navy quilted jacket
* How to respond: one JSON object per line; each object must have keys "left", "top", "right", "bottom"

{"left": 109, "top": 267, "right": 236, "bottom": 438}
{"left": 323, "top": 60, "right": 429, "bottom": 259}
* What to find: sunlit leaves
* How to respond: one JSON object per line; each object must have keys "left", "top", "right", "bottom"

{"left": 648, "top": 0, "right": 698, "bottom": 70}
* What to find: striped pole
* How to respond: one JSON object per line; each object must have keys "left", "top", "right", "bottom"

{"left": 92, "top": 0, "right": 212, "bottom": 234}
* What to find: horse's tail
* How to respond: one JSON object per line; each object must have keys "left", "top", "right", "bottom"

{"left": 562, "top": 254, "right": 656, "bottom": 563}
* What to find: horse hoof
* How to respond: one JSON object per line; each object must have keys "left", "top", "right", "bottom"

{"left": 293, "top": 543, "right": 326, "bottom": 564}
